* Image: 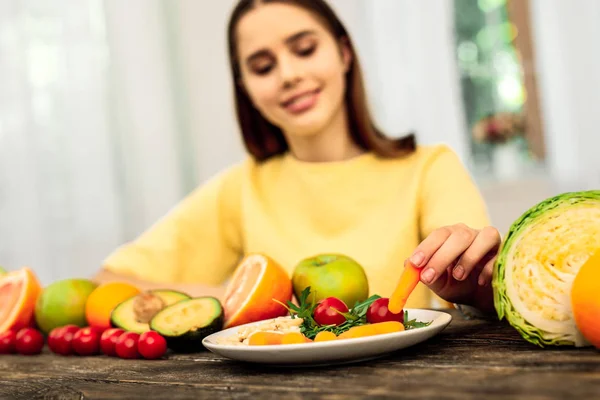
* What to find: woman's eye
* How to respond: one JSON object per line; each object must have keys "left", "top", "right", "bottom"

{"left": 296, "top": 44, "right": 316, "bottom": 57}
{"left": 254, "top": 64, "right": 274, "bottom": 75}
{"left": 250, "top": 60, "right": 275, "bottom": 75}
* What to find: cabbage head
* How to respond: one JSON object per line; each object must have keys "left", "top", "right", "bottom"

{"left": 493, "top": 190, "right": 600, "bottom": 347}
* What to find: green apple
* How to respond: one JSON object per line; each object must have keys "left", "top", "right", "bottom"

{"left": 292, "top": 254, "right": 369, "bottom": 308}
{"left": 0, "top": 266, "right": 6, "bottom": 276}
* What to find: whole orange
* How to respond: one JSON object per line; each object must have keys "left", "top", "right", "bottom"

{"left": 85, "top": 282, "right": 140, "bottom": 330}
{"left": 571, "top": 249, "right": 600, "bottom": 349}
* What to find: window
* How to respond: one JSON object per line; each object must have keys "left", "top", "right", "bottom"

{"left": 454, "top": 0, "right": 545, "bottom": 180}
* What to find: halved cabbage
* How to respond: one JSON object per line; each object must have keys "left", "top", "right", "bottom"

{"left": 493, "top": 190, "right": 600, "bottom": 347}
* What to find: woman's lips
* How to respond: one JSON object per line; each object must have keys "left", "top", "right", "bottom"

{"left": 281, "top": 88, "right": 321, "bottom": 114}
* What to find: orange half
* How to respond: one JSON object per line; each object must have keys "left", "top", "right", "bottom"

{"left": 0, "top": 267, "right": 42, "bottom": 333}
{"left": 223, "top": 253, "right": 292, "bottom": 328}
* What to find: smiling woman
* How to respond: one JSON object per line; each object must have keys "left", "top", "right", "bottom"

{"left": 227, "top": 0, "right": 416, "bottom": 162}
{"left": 97, "top": 0, "right": 499, "bottom": 315}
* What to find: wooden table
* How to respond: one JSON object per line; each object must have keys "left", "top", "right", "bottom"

{"left": 1, "top": 309, "right": 599, "bottom": 399}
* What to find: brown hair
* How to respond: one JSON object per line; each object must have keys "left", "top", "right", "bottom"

{"left": 227, "top": 0, "right": 416, "bottom": 162}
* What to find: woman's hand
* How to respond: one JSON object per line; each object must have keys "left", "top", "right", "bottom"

{"left": 410, "top": 223, "right": 501, "bottom": 313}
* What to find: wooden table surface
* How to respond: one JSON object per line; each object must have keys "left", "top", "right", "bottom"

{"left": 1, "top": 309, "right": 599, "bottom": 400}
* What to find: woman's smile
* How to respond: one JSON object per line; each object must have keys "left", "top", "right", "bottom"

{"left": 281, "top": 87, "right": 322, "bottom": 115}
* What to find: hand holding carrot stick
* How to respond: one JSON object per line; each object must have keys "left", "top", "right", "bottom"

{"left": 390, "top": 223, "right": 501, "bottom": 314}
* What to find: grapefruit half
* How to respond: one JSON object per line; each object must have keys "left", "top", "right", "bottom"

{"left": 0, "top": 268, "right": 42, "bottom": 333}
{"left": 223, "top": 254, "right": 292, "bottom": 328}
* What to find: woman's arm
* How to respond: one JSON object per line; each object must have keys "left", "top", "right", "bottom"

{"left": 95, "top": 162, "right": 247, "bottom": 297}
{"left": 416, "top": 145, "right": 499, "bottom": 314}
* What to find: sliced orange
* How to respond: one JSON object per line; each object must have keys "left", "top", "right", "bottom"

{"left": 223, "top": 253, "right": 292, "bottom": 328}
{"left": 571, "top": 249, "right": 600, "bottom": 349}
{"left": 0, "top": 267, "right": 42, "bottom": 333}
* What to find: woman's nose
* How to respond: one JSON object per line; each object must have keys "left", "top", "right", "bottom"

{"left": 278, "top": 55, "right": 302, "bottom": 88}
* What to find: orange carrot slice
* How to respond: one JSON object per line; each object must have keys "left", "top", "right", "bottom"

{"left": 388, "top": 259, "right": 421, "bottom": 314}
{"left": 281, "top": 332, "right": 309, "bottom": 344}
{"left": 248, "top": 331, "right": 284, "bottom": 345}
{"left": 314, "top": 331, "right": 337, "bottom": 342}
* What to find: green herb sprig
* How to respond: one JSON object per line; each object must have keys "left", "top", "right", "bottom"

{"left": 403, "top": 310, "right": 432, "bottom": 330}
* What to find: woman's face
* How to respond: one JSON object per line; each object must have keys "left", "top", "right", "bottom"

{"left": 236, "top": 3, "right": 351, "bottom": 138}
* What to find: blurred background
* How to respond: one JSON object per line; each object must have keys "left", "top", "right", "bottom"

{"left": 1, "top": 0, "right": 599, "bottom": 284}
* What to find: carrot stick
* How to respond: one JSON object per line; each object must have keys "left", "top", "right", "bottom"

{"left": 337, "top": 321, "right": 403, "bottom": 340}
{"left": 388, "top": 259, "right": 421, "bottom": 314}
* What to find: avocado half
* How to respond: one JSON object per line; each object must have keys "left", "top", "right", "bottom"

{"left": 149, "top": 297, "right": 224, "bottom": 353}
{"left": 110, "top": 290, "right": 190, "bottom": 334}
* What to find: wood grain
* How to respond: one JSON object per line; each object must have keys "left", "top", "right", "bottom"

{"left": 1, "top": 310, "right": 599, "bottom": 399}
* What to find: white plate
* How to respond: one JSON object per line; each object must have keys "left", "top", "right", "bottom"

{"left": 202, "top": 309, "right": 452, "bottom": 366}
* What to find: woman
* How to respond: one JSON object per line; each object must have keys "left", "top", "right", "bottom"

{"left": 95, "top": 0, "right": 500, "bottom": 314}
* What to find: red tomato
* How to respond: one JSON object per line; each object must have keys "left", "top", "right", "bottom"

{"left": 115, "top": 332, "right": 140, "bottom": 359}
{"left": 15, "top": 328, "right": 44, "bottom": 355}
{"left": 313, "top": 297, "right": 349, "bottom": 326}
{"left": 0, "top": 330, "right": 17, "bottom": 354}
{"left": 366, "top": 298, "right": 404, "bottom": 324}
{"left": 72, "top": 327, "right": 101, "bottom": 356}
{"left": 100, "top": 328, "right": 125, "bottom": 357}
{"left": 138, "top": 331, "right": 167, "bottom": 360}
{"left": 48, "top": 325, "right": 80, "bottom": 356}
{"left": 47, "top": 327, "right": 63, "bottom": 352}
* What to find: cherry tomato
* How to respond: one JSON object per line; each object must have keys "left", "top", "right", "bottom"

{"left": 47, "top": 327, "right": 63, "bottom": 351}
{"left": 100, "top": 328, "right": 125, "bottom": 357}
{"left": 138, "top": 331, "right": 167, "bottom": 360}
{"left": 115, "top": 332, "right": 140, "bottom": 359}
{"left": 48, "top": 325, "right": 80, "bottom": 355}
{"left": 72, "top": 327, "right": 101, "bottom": 356}
{"left": 366, "top": 298, "right": 404, "bottom": 324}
{"left": 313, "top": 297, "right": 349, "bottom": 326}
{"left": 0, "top": 331, "right": 17, "bottom": 354}
{"left": 15, "top": 328, "right": 44, "bottom": 355}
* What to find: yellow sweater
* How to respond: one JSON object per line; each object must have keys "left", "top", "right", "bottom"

{"left": 103, "top": 144, "right": 490, "bottom": 308}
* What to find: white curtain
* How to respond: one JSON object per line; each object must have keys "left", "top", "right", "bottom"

{"left": 529, "top": 0, "right": 600, "bottom": 191}
{"left": 0, "top": 0, "right": 468, "bottom": 284}
{"left": 330, "top": 0, "right": 470, "bottom": 161}
{"left": 0, "top": 0, "right": 123, "bottom": 284}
